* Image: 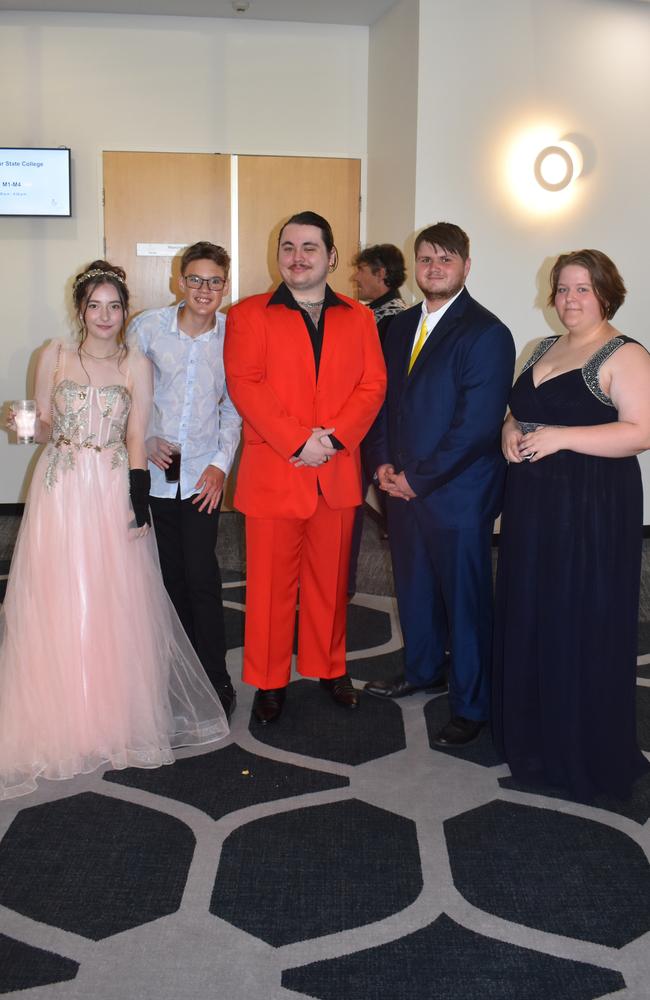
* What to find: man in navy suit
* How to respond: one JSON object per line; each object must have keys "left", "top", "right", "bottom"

{"left": 364, "top": 222, "right": 515, "bottom": 747}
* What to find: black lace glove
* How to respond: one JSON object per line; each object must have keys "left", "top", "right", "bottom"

{"left": 129, "top": 468, "right": 151, "bottom": 527}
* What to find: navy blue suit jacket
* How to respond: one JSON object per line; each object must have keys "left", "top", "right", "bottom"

{"left": 365, "top": 288, "right": 515, "bottom": 525}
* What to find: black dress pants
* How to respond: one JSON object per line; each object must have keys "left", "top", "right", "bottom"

{"left": 149, "top": 493, "right": 229, "bottom": 692}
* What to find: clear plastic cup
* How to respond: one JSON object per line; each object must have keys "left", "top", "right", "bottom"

{"left": 14, "top": 400, "right": 37, "bottom": 444}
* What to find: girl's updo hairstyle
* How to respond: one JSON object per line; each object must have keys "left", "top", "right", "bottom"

{"left": 72, "top": 260, "right": 129, "bottom": 350}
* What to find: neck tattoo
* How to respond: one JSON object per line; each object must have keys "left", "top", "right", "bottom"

{"left": 296, "top": 298, "right": 325, "bottom": 326}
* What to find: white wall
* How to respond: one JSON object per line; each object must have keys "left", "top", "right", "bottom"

{"left": 4, "top": 1, "right": 650, "bottom": 512}
{"left": 0, "top": 12, "right": 369, "bottom": 501}
{"left": 414, "top": 0, "right": 650, "bottom": 341}
{"left": 366, "top": 0, "right": 419, "bottom": 283}
{"left": 368, "top": 0, "right": 650, "bottom": 518}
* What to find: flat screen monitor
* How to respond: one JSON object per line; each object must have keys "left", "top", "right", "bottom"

{"left": 0, "top": 148, "right": 71, "bottom": 217}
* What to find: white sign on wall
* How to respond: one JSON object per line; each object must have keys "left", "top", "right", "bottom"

{"left": 136, "top": 243, "right": 185, "bottom": 257}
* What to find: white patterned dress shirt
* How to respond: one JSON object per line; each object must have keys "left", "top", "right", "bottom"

{"left": 128, "top": 303, "right": 241, "bottom": 500}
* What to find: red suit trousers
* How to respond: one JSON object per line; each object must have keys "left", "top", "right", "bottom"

{"left": 243, "top": 496, "right": 356, "bottom": 689}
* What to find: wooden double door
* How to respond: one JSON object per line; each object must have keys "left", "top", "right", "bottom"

{"left": 103, "top": 150, "right": 361, "bottom": 506}
{"left": 103, "top": 151, "right": 361, "bottom": 315}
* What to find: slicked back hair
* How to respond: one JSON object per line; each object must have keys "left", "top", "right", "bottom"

{"left": 278, "top": 211, "right": 335, "bottom": 254}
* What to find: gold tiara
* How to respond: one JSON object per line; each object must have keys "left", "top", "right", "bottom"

{"left": 74, "top": 268, "right": 126, "bottom": 290}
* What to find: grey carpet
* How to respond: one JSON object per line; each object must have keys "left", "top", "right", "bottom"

{"left": 0, "top": 510, "right": 649, "bottom": 1000}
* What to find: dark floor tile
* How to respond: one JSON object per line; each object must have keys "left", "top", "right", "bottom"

{"left": 0, "top": 934, "right": 79, "bottom": 993}
{"left": 249, "top": 678, "right": 405, "bottom": 765}
{"left": 637, "top": 686, "right": 650, "bottom": 751}
{"left": 445, "top": 800, "right": 650, "bottom": 947}
{"left": 281, "top": 914, "right": 625, "bottom": 1000}
{"left": 212, "top": 799, "right": 421, "bottom": 946}
{"left": 0, "top": 792, "right": 194, "bottom": 940}
{"left": 638, "top": 621, "right": 650, "bottom": 655}
{"left": 348, "top": 648, "right": 404, "bottom": 683}
{"left": 105, "top": 743, "right": 348, "bottom": 818}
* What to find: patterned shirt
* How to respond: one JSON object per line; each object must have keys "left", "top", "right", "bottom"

{"left": 368, "top": 290, "right": 406, "bottom": 344}
{"left": 128, "top": 303, "right": 241, "bottom": 500}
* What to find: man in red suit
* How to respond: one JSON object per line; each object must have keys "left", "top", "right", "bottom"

{"left": 224, "top": 211, "right": 387, "bottom": 724}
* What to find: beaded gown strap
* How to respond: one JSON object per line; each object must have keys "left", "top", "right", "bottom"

{"left": 50, "top": 342, "right": 63, "bottom": 424}
{"left": 520, "top": 336, "right": 560, "bottom": 374}
{"left": 581, "top": 337, "right": 627, "bottom": 407}
{"left": 122, "top": 346, "right": 132, "bottom": 393}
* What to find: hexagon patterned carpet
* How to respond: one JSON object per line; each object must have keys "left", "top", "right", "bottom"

{"left": 1, "top": 514, "right": 650, "bottom": 999}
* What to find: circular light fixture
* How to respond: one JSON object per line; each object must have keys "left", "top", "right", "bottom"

{"left": 534, "top": 141, "right": 583, "bottom": 192}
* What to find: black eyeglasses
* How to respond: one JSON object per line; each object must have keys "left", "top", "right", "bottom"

{"left": 184, "top": 275, "right": 227, "bottom": 290}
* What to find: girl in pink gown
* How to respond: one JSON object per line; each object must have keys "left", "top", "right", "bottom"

{"left": 0, "top": 261, "right": 229, "bottom": 800}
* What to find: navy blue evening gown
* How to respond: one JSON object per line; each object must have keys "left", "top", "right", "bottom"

{"left": 493, "top": 335, "right": 649, "bottom": 800}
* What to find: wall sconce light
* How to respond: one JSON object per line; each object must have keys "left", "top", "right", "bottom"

{"left": 534, "top": 141, "right": 583, "bottom": 192}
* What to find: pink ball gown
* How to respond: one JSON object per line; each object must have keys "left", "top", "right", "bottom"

{"left": 0, "top": 344, "right": 229, "bottom": 800}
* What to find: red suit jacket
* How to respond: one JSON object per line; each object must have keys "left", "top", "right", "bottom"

{"left": 224, "top": 287, "right": 387, "bottom": 519}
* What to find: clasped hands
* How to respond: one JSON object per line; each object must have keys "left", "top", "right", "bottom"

{"left": 376, "top": 463, "right": 416, "bottom": 501}
{"left": 290, "top": 427, "right": 337, "bottom": 469}
{"left": 501, "top": 423, "right": 565, "bottom": 464}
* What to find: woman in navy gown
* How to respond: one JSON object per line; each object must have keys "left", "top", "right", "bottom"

{"left": 493, "top": 250, "right": 650, "bottom": 800}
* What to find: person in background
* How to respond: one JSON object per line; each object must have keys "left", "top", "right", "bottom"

{"left": 348, "top": 243, "right": 408, "bottom": 594}
{"left": 0, "top": 261, "right": 228, "bottom": 800}
{"left": 493, "top": 249, "right": 650, "bottom": 800}
{"left": 128, "top": 242, "right": 241, "bottom": 721}
{"left": 353, "top": 243, "right": 406, "bottom": 344}
{"left": 224, "top": 212, "right": 386, "bottom": 725}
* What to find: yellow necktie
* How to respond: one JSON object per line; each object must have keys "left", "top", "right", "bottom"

{"left": 408, "top": 315, "right": 428, "bottom": 373}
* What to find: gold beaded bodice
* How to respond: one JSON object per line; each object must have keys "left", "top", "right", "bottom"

{"left": 45, "top": 379, "right": 130, "bottom": 490}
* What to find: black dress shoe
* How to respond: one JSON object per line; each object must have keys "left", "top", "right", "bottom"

{"left": 216, "top": 683, "right": 237, "bottom": 722}
{"left": 252, "top": 687, "right": 286, "bottom": 725}
{"left": 364, "top": 673, "right": 447, "bottom": 699}
{"left": 432, "top": 715, "right": 484, "bottom": 748}
{"left": 319, "top": 674, "right": 360, "bottom": 709}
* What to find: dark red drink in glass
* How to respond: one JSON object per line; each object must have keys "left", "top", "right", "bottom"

{"left": 164, "top": 448, "right": 181, "bottom": 483}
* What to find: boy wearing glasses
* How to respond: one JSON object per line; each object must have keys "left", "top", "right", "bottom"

{"left": 128, "top": 241, "right": 242, "bottom": 720}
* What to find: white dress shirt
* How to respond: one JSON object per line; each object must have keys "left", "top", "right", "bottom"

{"left": 128, "top": 303, "right": 241, "bottom": 500}
{"left": 410, "top": 287, "right": 464, "bottom": 352}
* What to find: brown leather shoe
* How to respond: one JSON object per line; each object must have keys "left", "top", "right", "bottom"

{"left": 252, "top": 687, "right": 286, "bottom": 725}
{"left": 319, "top": 674, "right": 360, "bottom": 709}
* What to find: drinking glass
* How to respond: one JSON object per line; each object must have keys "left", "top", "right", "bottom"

{"left": 13, "top": 400, "right": 37, "bottom": 444}
{"left": 164, "top": 443, "right": 181, "bottom": 483}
